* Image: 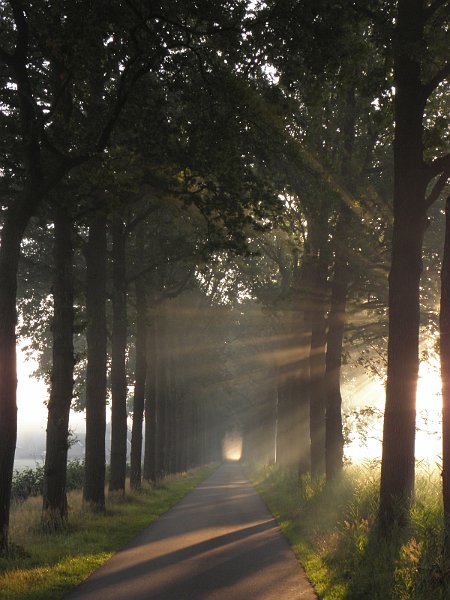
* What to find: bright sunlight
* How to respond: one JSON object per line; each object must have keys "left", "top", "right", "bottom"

{"left": 344, "top": 358, "right": 443, "bottom": 465}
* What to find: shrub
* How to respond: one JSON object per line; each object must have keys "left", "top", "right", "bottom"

{"left": 66, "top": 460, "right": 85, "bottom": 491}
{"left": 11, "top": 465, "right": 45, "bottom": 502}
{"left": 12, "top": 460, "right": 85, "bottom": 502}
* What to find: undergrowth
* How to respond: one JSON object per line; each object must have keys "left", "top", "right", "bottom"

{"left": 246, "top": 461, "right": 450, "bottom": 600}
{"left": 0, "top": 464, "right": 217, "bottom": 600}
{"left": 11, "top": 460, "right": 85, "bottom": 502}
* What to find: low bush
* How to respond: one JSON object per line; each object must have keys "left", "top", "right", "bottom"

{"left": 11, "top": 465, "right": 45, "bottom": 501}
{"left": 12, "top": 460, "right": 85, "bottom": 502}
{"left": 66, "top": 459, "right": 85, "bottom": 491}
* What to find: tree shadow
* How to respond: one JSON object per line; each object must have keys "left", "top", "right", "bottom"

{"left": 338, "top": 522, "right": 407, "bottom": 600}
{"left": 66, "top": 519, "right": 315, "bottom": 600}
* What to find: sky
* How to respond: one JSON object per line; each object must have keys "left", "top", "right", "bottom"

{"left": 16, "top": 346, "right": 85, "bottom": 461}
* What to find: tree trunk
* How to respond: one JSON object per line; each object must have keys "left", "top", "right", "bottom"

{"left": 309, "top": 301, "right": 327, "bottom": 478}
{"left": 156, "top": 309, "right": 168, "bottom": 478}
{"left": 130, "top": 277, "right": 147, "bottom": 490}
{"left": 143, "top": 317, "right": 157, "bottom": 482}
{"left": 42, "top": 204, "right": 74, "bottom": 529}
{"left": 441, "top": 197, "right": 450, "bottom": 551}
{"left": 379, "top": 0, "right": 428, "bottom": 528}
{"left": 185, "top": 395, "right": 195, "bottom": 469}
{"left": 109, "top": 218, "right": 128, "bottom": 494}
{"left": 275, "top": 307, "right": 310, "bottom": 471}
{"left": 305, "top": 214, "right": 329, "bottom": 479}
{"left": 83, "top": 214, "right": 108, "bottom": 511}
{"left": 325, "top": 253, "right": 348, "bottom": 481}
{"left": 0, "top": 223, "right": 23, "bottom": 554}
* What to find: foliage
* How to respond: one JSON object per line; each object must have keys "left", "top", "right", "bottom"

{"left": 11, "top": 461, "right": 85, "bottom": 503}
{"left": 246, "top": 463, "right": 450, "bottom": 600}
{"left": 11, "top": 466, "right": 45, "bottom": 503}
{"left": 343, "top": 406, "right": 383, "bottom": 449}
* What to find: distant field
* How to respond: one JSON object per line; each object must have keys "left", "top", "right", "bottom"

{"left": 13, "top": 458, "right": 44, "bottom": 472}
{"left": 14, "top": 453, "right": 85, "bottom": 471}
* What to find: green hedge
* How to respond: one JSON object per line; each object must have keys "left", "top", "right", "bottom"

{"left": 12, "top": 460, "right": 85, "bottom": 502}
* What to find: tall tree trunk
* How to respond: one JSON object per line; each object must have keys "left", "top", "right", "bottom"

{"left": 109, "top": 218, "right": 128, "bottom": 494}
{"left": 304, "top": 213, "right": 329, "bottom": 479}
{"left": 156, "top": 309, "right": 168, "bottom": 478}
{"left": 0, "top": 223, "right": 23, "bottom": 554}
{"left": 441, "top": 197, "right": 450, "bottom": 552}
{"left": 130, "top": 276, "right": 147, "bottom": 489}
{"left": 185, "top": 395, "right": 195, "bottom": 469}
{"left": 42, "top": 204, "right": 74, "bottom": 529}
{"left": 309, "top": 300, "right": 327, "bottom": 478}
{"left": 275, "top": 307, "right": 310, "bottom": 471}
{"left": 324, "top": 84, "right": 354, "bottom": 482}
{"left": 83, "top": 214, "right": 108, "bottom": 511}
{"left": 0, "top": 49, "right": 44, "bottom": 549}
{"left": 143, "top": 317, "right": 157, "bottom": 482}
{"left": 292, "top": 297, "right": 312, "bottom": 475}
{"left": 176, "top": 349, "right": 189, "bottom": 473}
{"left": 379, "top": 0, "right": 428, "bottom": 528}
{"left": 325, "top": 250, "right": 348, "bottom": 481}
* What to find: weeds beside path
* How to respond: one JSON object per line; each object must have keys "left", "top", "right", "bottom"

{"left": 245, "top": 462, "right": 450, "bottom": 600}
{"left": 0, "top": 465, "right": 217, "bottom": 600}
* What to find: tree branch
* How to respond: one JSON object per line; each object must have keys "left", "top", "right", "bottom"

{"left": 425, "top": 169, "right": 450, "bottom": 209}
{"left": 423, "top": 62, "right": 450, "bottom": 98}
{"left": 424, "top": 0, "right": 450, "bottom": 21}
{"left": 9, "top": 0, "right": 28, "bottom": 62}
{"left": 0, "top": 46, "right": 13, "bottom": 65}
{"left": 125, "top": 0, "right": 241, "bottom": 37}
{"left": 156, "top": 268, "right": 195, "bottom": 303}
{"left": 426, "top": 152, "right": 450, "bottom": 180}
{"left": 125, "top": 204, "right": 159, "bottom": 234}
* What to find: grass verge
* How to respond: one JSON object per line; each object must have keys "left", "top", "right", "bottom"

{"left": 245, "top": 462, "right": 450, "bottom": 600}
{"left": 0, "top": 465, "right": 217, "bottom": 600}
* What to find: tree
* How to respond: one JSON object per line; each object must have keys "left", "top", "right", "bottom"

{"left": 325, "top": 212, "right": 349, "bottom": 481}
{"left": 440, "top": 196, "right": 450, "bottom": 552}
{"left": 379, "top": 0, "right": 450, "bottom": 528}
{"left": 109, "top": 216, "right": 129, "bottom": 495}
{"left": 0, "top": 0, "right": 163, "bottom": 551}
{"left": 130, "top": 229, "right": 148, "bottom": 490}
{"left": 83, "top": 212, "right": 108, "bottom": 511}
{"left": 41, "top": 200, "right": 75, "bottom": 529}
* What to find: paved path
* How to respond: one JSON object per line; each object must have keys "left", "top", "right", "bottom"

{"left": 66, "top": 463, "right": 317, "bottom": 600}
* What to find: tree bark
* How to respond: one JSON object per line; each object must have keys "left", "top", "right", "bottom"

{"left": 0, "top": 9, "right": 45, "bottom": 551}
{"left": 275, "top": 307, "right": 310, "bottom": 471}
{"left": 0, "top": 223, "right": 23, "bottom": 554}
{"left": 379, "top": 0, "right": 428, "bottom": 528}
{"left": 42, "top": 203, "right": 74, "bottom": 529}
{"left": 109, "top": 217, "right": 128, "bottom": 494}
{"left": 305, "top": 212, "right": 329, "bottom": 479}
{"left": 155, "top": 309, "right": 168, "bottom": 478}
{"left": 309, "top": 299, "right": 327, "bottom": 478}
{"left": 441, "top": 197, "right": 450, "bottom": 551}
{"left": 143, "top": 317, "right": 157, "bottom": 482}
{"left": 130, "top": 276, "right": 147, "bottom": 489}
{"left": 83, "top": 214, "right": 108, "bottom": 511}
{"left": 325, "top": 251, "right": 348, "bottom": 481}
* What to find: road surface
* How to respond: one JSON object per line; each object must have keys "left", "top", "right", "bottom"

{"left": 66, "top": 463, "right": 317, "bottom": 599}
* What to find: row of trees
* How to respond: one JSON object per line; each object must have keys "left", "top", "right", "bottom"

{"left": 0, "top": 0, "right": 274, "bottom": 549}
{"left": 0, "top": 0, "right": 449, "bottom": 555}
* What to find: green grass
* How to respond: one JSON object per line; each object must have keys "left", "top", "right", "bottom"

{"left": 0, "top": 465, "right": 217, "bottom": 600}
{"left": 245, "top": 462, "right": 450, "bottom": 600}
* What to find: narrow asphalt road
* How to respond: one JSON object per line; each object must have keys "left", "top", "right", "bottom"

{"left": 66, "top": 463, "right": 317, "bottom": 600}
